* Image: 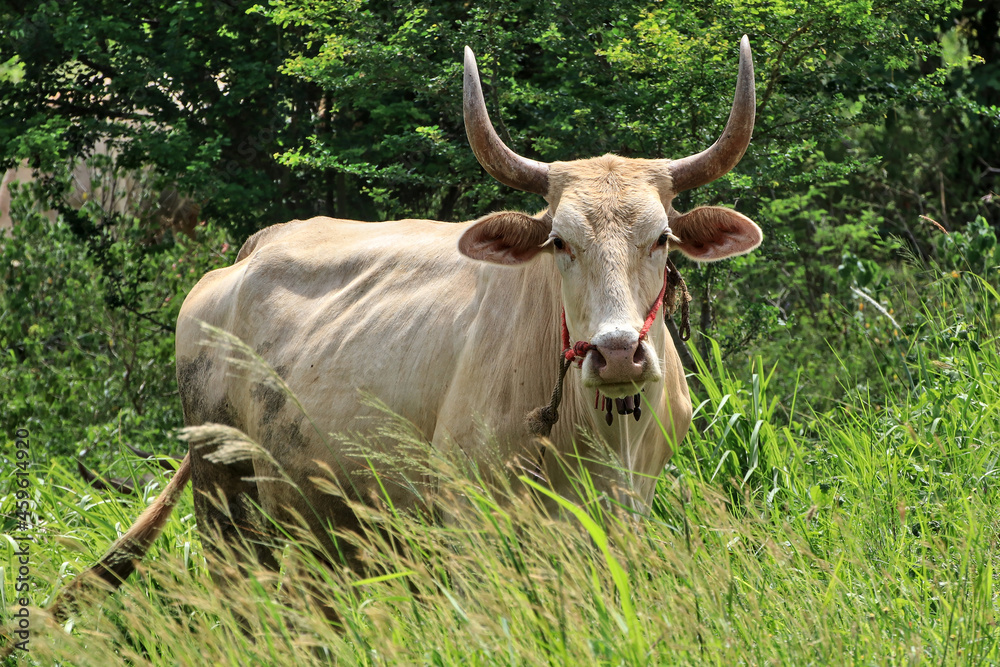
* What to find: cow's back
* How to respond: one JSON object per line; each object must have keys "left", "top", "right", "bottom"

{"left": 176, "top": 216, "right": 486, "bottom": 511}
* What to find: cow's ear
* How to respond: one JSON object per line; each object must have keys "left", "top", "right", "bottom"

{"left": 459, "top": 211, "right": 552, "bottom": 265}
{"left": 670, "top": 206, "right": 762, "bottom": 262}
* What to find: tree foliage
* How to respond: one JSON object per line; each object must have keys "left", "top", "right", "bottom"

{"left": 1, "top": 0, "right": 999, "bottom": 459}
{"left": 0, "top": 0, "right": 325, "bottom": 233}
{"left": 252, "top": 0, "right": 998, "bottom": 387}
{"left": 0, "top": 182, "right": 235, "bottom": 458}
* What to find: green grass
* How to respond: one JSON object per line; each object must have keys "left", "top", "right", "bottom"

{"left": 2, "top": 267, "right": 999, "bottom": 665}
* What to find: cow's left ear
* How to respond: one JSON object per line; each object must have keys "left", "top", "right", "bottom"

{"left": 459, "top": 211, "right": 552, "bottom": 265}
{"left": 669, "top": 206, "right": 762, "bottom": 262}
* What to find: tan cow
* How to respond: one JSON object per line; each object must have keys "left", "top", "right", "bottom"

{"left": 58, "top": 38, "right": 762, "bottom": 597}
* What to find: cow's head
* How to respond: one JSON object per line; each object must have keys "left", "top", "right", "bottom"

{"left": 459, "top": 38, "right": 762, "bottom": 398}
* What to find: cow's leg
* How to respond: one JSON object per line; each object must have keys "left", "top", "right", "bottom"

{"left": 185, "top": 443, "right": 288, "bottom": 637}
{"left": 190, "top": 445, "right": 279, "bottom": 575}
{"left": 254, "top": 457, "right": 368, "bottom": 568}
{"left": 177, "top": 351, "right": 281, "bottom": 579}
{"left": 251, "top": 458, "right": 372, "bottom": 623}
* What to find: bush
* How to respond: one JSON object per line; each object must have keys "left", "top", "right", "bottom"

{"left": 0, "top": 181, "right": 237, "bottom": 464}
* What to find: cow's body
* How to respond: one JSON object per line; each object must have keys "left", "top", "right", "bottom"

{"left": 177, "top": 189, "right": 691, "bottom": 556}
{"left": 48, "top": 39, "right": 761, "bottom": 608}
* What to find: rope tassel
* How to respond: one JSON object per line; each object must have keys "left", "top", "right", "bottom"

{"left": 526, "top": 357, "right": 573, "bottom": 437}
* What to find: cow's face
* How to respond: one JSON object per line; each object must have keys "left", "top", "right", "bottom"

{"left": 459, "top": 157, "right": 761, "bottom": 397}
{"left": 457, "top": 39, "right": 760, "bottom": 396}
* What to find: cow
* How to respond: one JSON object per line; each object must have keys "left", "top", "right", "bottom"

{"left": 53, "top": 37, "right": 762, "bottom": 606}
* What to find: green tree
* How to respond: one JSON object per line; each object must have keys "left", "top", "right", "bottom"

{"left": 260, "top": 0, "right": 995, "bottom": 402}
{"left": 0, "top": 184, "right": 236, "bottom": 460}
{"left": 3, "top": 0, "right": 997, "bottom": 426}
{"left": 0, "top": 0, "right": 324, "bottom": 235}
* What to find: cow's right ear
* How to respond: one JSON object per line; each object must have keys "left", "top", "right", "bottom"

{"left": 459, "top": 211, "right": 552, "bottom": 265}
{"left": 669, "top": 206, "right": 762, "bottom": 262}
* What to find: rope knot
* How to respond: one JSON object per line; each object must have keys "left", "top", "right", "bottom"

{"left": 664, "top": 258, "right": 692, "bottom": 341}
{"left": 526, "top": 405, "right": 559, "bottom": 437}
{"left": 564, "top": 341, "right": 593, "bottom": 364}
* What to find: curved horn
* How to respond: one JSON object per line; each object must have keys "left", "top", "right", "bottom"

{"left": 77, "top": 459, "right": 138, "bottom": 495}
{"left": 464, "top": 46, "right": 549, "bottom": 196}
{"left": 128, "top": 443, "right": 181, "bottom": 470}
{"left": 668, "top": 35, "right": 756, "bottom": 193}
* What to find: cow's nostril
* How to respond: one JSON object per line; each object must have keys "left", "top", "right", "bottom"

{"left": 591, "top": 336, "right": 645, "bottom": 383}
{"left": 632, "top": 344, "right": 646, "bottom": 367}
{"left": 591, "top": 348, "right": 607, "bottom": 372}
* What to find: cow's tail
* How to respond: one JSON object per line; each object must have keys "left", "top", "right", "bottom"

{"left": 49, "top": 452, "right": 193, "bottom": 622}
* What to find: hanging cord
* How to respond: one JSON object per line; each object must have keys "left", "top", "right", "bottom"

{"left": 525, "top": 356, "right": 573, "bottom": 436}
{"left": 663, "top": 257, "right": 692, "bottom": 341}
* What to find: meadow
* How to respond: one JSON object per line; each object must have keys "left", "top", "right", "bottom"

{"left": 2, "top": 1, "right": 999, "bottom": 662}
{"left": 2, "top": 242, "right": 998, "bottom": 665}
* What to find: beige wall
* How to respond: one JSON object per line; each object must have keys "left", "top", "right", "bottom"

{"left": 0, "top": 145, "right": 199, "bottom": 237}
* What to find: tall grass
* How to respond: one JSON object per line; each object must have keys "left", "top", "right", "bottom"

{"left": 3, "top": 263, "right": 999, "bottom": 665}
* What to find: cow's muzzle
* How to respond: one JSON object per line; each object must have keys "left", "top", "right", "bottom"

{"left": 581, "top": 330, "right": 660, "bottom": 395}
{"left": 594, "top": 338, "right": 645, "bottom": 381}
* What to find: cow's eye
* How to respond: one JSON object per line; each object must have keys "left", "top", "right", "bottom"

{"left": 552, "top": 237, "right": 565, "bottom": 250}
{"left": 656, "top": 232, "right": 670, "bottom": 247}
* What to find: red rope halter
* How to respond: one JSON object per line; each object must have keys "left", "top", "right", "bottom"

{"left": 561, "top": 266, "right": 671, "bottom": 365}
